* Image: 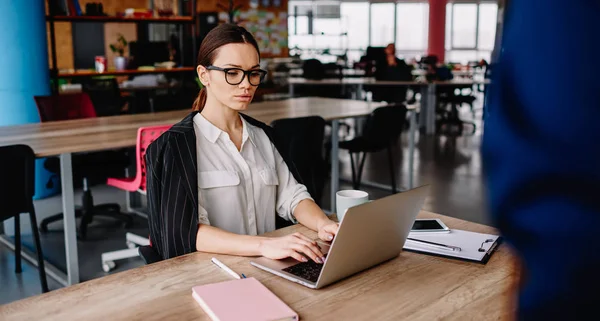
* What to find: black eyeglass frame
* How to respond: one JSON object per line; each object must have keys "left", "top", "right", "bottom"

{"left": 205, "top": 65, "right": 267, "bottom": 86}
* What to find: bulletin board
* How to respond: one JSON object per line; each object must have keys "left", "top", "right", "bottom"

{"left": 217, "top": 0, "right": 289, "bottom": 58}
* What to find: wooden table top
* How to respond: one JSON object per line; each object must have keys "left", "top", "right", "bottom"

{"left": 57, "top": 67, "right": 195, "bottom": 78}
{"left": 288, "top": 77, "right": 491, "bottom": 86}
{"left": 0, "top": 98, "right": 385, "bottom": 157}
{"left": 0, "top": 211, "right": 515, "bottom": 321}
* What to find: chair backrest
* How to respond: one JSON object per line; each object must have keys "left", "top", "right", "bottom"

{"left": 271, "top": 116, "right": 327, "bottom": 206}
{"left": 136, "top": 125, "right": 172, "bottom": 192}
{"left": 0, "top": 145, "right": 35, "bottom": 218}
{"left": 302, "top": 59, "right": 325, "bottom": 80}
{"left": 362, "top": 105, "right": 408, "bottom": 150}
{"left": 81, "top": 78, "right": 123, "bottom": 116}
{"left": 34, "top": 93, "right": 97, "bottom": 121}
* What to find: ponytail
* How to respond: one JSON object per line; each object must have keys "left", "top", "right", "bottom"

{"left": 192, "top": 87, "right": 207, "bottom": 112}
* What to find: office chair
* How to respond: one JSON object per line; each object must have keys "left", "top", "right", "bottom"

{"left": 34, "top": 94, "right": 133, "bottom": 240}
{"left": 81, "top": 78, "right": 129, "bottom": 116}
{"left": 302, "top": 59, "right": 325, "bottom": 80}
{"left": 338, "top": 105, "right": 408, "bottom": 194}
{"left": 436, "top": 85, "right": 477, "bottom": 136}
{"left": 0, "top": 145, "right": 49, "bottom": 293}
{"left": 101, "top": 125, "right": 171, "bottom": 271}
{"left": 271, "top": 116, "right": 328, "bottom": 212}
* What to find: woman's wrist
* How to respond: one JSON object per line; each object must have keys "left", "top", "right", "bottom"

{"left": 256, "top": 236, "right": 271, "bottom": 256}
{"left": 316, "top": 216, "right": 334, "bottom": 231}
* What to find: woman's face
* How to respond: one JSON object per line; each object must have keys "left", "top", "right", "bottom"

{"left": 198, "top": 43, "right": 261, "bottom": 112}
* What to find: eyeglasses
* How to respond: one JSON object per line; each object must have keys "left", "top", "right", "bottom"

{"left": 206, "top": 65, "right": 267, "bottom": 86}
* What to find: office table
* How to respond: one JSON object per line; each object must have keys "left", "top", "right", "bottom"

{"left": 0, "top": 97, "right": 385, "bottom": 286}
{"left": 0, "top": 211, "right": 516, "bottom": 321}
{"left": 287, "top": 77, "right": 491, "bottom": 135}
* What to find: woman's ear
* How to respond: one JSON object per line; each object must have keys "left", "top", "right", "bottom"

{"left": 197, "top": 65, "right": 209, "bottom": 87}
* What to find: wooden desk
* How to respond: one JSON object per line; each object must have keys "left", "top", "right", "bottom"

{"left": 0, "top": 98, "right": 386, "bottom": 286}
{"left": 287, "top": 77, "right": 491, "bottom": 135}
{"left": 56, "top": 67, "right": 195, "bottom": 78}
{"left": 0, "top": 211, "right": 515, "bottom": 321}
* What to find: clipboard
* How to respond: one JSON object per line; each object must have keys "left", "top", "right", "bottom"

{"left": 403, "top": 229, "right": 503, "bottom": 264}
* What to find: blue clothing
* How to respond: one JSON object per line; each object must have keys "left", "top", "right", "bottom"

{"left": 482, "top": 1, "right": 600, "bottom": 319}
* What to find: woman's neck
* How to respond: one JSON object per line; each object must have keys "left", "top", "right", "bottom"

{"left": 200, "top": 96, "right": 242, "bottom": 134}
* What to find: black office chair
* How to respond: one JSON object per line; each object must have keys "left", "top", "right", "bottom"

{"left": 436, "top": 85, "right": 477, "bottom": 136}
{"left": 302, "top": 59, "right": 325, "bottom": 80}
{"left": 81, "top": 78, "right": 129, "bottom": 116}
{"left": 338, "top": 105, "right": 408, "bottom": 194}
{"left": 34, "top": 94, "right": 133, "bottom": 240}
{"left": 271, "top": 116, "right": 328, "bottom": 228}
{"left": 0, "top": 145, "right": 49, "bottom": 293}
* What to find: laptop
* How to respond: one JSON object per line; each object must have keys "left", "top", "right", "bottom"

{"left": 251, "top": 185, "right": 430, "bottom": 289}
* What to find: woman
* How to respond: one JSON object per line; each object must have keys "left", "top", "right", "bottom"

{"left": 373, "top": 43, "right": 412, "bottom": 103}
{"left": 146, "top": 24, "right": 338, "bottom": 263}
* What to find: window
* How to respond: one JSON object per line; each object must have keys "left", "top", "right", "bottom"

{"left": 370, "top": 3, "right": 395, "bottom": 47}
{"left": 341, "top": 2, "right": 369, "bottom": 50}
{"left": 451, "top": 4, "right": 477, "bottom": 48}
{"left": 396, "top": 3, "right": 429, "bottom": 55}
{"left": 478, "top": 3, "right": 498, "bottom": 50}
{"left": 446, "top": 1, "right": 498, "bottom": 64}
{"left": 287, "top": 1, "right": 431, "bottom": 64}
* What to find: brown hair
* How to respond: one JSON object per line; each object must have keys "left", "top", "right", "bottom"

{"left": 192, "top": 24, "right": 261, "bottom": 111}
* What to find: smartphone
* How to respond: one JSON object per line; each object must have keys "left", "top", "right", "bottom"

{"left": 411, "top": 219, "right": 450, "bottom": 233}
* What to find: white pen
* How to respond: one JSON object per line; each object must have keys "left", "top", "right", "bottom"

{"left": 406, "top": 238, "right": 462, "bottom": 252}
{"left": 211, "top": 257, "right": 242, "bottom": 279}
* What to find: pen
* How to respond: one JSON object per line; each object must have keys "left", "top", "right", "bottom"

{"left": 406, "top": 238, "right": 462, "bottom": 252}
{"left": 211, "top": 257, "right": 241, "bottom": 279}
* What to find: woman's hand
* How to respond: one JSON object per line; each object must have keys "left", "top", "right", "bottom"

{"left": 259, "top": 232, "right": 325, "bottom": 263}
{"left": 317, "top": 219, "right": 339, "bottom": 242}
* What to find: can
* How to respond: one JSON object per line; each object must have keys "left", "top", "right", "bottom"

{"left": 95, "top": 56, "right": 107, "bottom": 73}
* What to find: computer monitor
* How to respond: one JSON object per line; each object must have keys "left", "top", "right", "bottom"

{"left": 128, "top": 41, "right": 170, "bottom": 67}
{"left": 365, "top": 46, "right": 386, "bottom": 63}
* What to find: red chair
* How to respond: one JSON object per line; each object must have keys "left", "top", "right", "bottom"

{"left": 34, "top": 93, "right": 132, "bottom": 239}
{"left": 101, "top": 125, "right": 171, "bottom": 272}
{"left": 35, "top": 93, "right": 97, "bottom": 121}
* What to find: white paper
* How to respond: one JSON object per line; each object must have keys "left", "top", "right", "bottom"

{"left": 403, "top": 229, "right": 500, "bottom": 262}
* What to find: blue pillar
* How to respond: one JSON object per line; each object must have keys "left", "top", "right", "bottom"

{"left": 0, "top": 1, "right": 59, "bottom": 199}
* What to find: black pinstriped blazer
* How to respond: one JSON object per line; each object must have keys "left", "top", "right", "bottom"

{"left": 145, "top": 111, "right": 302, "bottom": 261}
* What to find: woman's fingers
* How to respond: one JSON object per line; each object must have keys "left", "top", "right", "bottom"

{"left": 292, "top": 232, "right": 317, "bottom": 245}
{"left": 288, "top": 250, "right": 308, "bottom": 262}
{"left": 318, "top": 230, "right": 334, "bottom": 241}
{"left": 297, "top": 239, "right": 325, "bottom": 259}
{"left": 325, "top": 223, "right": 339, "bottom": 235}
{"left": 291, "top": 242, "right": 323, "bottom": 263}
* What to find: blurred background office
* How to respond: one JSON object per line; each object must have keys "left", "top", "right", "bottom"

{"left": 0, "top": 0, "right": 500, "bottom": 306}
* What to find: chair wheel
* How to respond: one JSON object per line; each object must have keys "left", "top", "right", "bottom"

{"left": 126, "top": 241, "right": 136, "bottom": 249}
{"left": 102, "top": 261, "right": 116, "bottom": 273}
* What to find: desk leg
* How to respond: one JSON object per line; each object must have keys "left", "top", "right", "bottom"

{"left": 149, "top": 96, "right": 155, "bottom": 113}
{"left": 408, "top": 109, "right": 417, "bottom": 189}
{"left": 426, "top": 84, "right": 436, "bottom": 135}
{"left": 288, "top": 83, "right": 294, "bottom": 98}
{"left": 330, "top": 120, "right": 340, "bottom": 213}
{"left": 60, "top": 153, "right": 79, "bottom": 285}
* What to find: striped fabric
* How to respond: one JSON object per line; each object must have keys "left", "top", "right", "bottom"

{"left": 145, "top": 111, "right": 305, "bottom": 260}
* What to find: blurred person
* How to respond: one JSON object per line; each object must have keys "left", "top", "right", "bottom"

{"left": 145, "top": 24, "right": 338, "bottom": 262}
{"left": 373, "top": 43, "right": 413, "bottom": 103}
{"left": 482, "top": 0, "right": 600, "bottom": 319}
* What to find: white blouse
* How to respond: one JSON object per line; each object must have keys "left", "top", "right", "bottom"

{"left": 192, "top": 113, "right": 313, "bottom": 236}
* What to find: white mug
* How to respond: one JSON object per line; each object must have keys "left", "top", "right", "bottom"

{"left": 336, "top": 190, "right": 369, "bottom": 222}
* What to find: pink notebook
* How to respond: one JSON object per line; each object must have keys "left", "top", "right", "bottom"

{"left": 192, "top": 277, "right": 298, "bottom": 321}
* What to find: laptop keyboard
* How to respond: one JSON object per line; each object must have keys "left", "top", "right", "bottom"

{"left": 282, "top": 260, "right": 324, "bottom": 283}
